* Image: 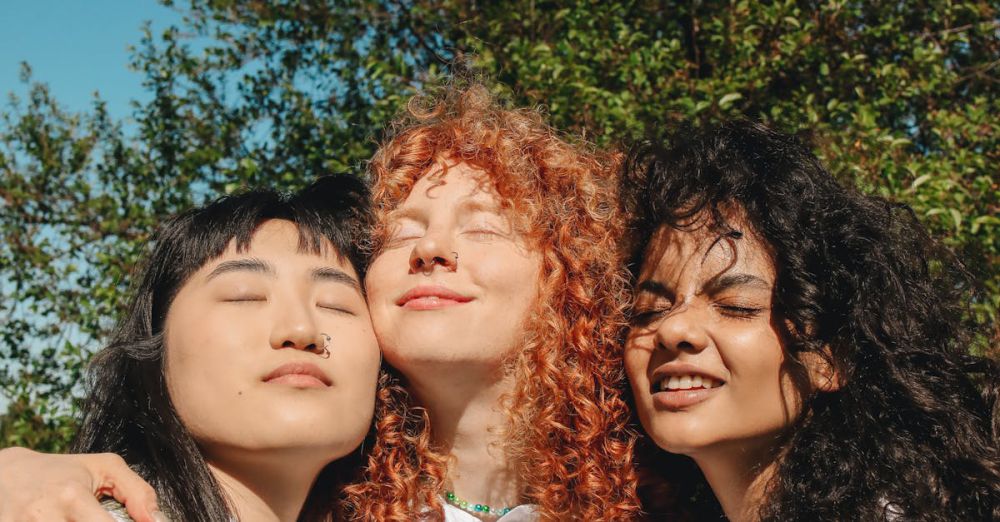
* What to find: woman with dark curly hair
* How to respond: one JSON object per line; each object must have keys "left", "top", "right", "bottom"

{"left": 341, "top": 81, "right": 639, "bottom": 521}
{"left": 621, "top": 119, "right": 1000, "bottom": 521}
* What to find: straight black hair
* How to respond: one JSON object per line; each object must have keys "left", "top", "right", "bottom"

{"left": 622, "top": 120, "right": 1000, "bottom": 520}
{"left": 71, "top": 174, "right": 372, "bottom": 522}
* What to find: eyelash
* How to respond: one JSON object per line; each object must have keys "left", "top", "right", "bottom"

{"left": 224, "top": 297, "right": 265, "bottom": 303}
{"left": 318, "top": 304, "right": 355, "bottom": 315}
{"left": 464, "top": 228, "right": 499, "bottom": 240}
{"left": 717, "top": 305, "right": 764, "bottom": 319}
{"left": 631, "top": 307, "right": 670, "bottom": 324}
{"left": 631, "top": 304, "right": 764, "bottom": 322}
{"left": 223, "top": 297, "right": 354, "bottom": 316}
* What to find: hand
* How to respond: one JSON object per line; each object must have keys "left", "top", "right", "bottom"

{"left": 0, "top": 447, "right": 164, "bottom": 522}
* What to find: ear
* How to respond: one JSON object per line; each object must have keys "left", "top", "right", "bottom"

{"left": 798, "top": 348, "right": 843, "bottom": 393}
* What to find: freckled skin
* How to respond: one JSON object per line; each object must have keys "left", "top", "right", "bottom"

{"left": 365, "top": 162, "right": 543, "bottom": 372}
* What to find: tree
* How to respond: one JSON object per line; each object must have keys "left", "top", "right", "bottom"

{"left": 2, "top": 0, "right": 997, "bottom": 450}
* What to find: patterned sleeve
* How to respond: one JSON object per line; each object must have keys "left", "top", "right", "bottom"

{"left": 100, "top": 498, "right": 135, "bottom": 522}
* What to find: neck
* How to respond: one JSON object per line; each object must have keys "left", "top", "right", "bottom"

{"left": 691, "top": 441, "right": 780, "bottom": 522}
{"left": 207, "top": 449, "right": 328, "bottom": 522}
{"left": 406, "top": 362, "right": 521, "bottom": 509}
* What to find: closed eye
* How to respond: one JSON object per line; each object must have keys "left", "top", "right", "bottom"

{"left": 631, "top": 307, "right": 670, "bottom": 325}
{"left": 463, "top": 227, "right": 500, "bottom": 241}
{"left": 318, "top": 303, "right": 356, "bottom": 315}
{"left": 717, "top": 305, "right": 764, "bottom": 319}
{"left": 223, "top": 296, "right": 266, "bottom": 303}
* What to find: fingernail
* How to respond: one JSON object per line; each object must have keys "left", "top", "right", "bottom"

{"left": 151, "top": 510, "right": 170, "bottom": 522}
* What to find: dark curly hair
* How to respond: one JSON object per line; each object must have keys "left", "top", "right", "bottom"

{"left": 621, "top": 119, "right": 1000, "bottom": 520}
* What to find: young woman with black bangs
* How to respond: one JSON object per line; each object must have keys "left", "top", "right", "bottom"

{"left": 53, "top": 175, "right": 379, "bottom": 522}
{"left": 621, "top": 119, "right": 1000, "bottom": 521}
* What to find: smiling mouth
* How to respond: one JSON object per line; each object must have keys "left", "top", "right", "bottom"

{"left": 396, "top": 285, "right": 473, "bottom": 310}
{"left": 653, "top": 374, "right": 725, "bottom": 393}
{"left": 649, "top": 373, "right": 725, "bottom": 410}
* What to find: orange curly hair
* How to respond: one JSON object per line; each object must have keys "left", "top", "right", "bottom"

{"left": 341, "top": 82, "right": 640, "bottom": 521}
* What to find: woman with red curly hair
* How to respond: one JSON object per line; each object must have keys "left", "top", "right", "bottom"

{"left": 342, "top": 81, "right": 639, "bottom": 520}
{"left": 0, "top": 81, "right": 640, "bottom": 521}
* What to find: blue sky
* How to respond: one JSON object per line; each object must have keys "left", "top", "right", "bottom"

{"left": 0, "top": 0, "right": 182, "bottom": 120}
{"left": 0, "top": 1, "right": 184, "bottom": 413}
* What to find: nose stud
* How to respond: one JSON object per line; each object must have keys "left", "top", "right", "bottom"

{"left": 310, "top": 333, "right": 331, "bottom": 359}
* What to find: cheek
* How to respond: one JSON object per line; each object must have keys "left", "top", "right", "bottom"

{"left": 475, "top": 248, "right": 541, "bottom": 299}
{"left": 724, "top": 328, "right": 802, "bottom": 421}
{"left": 623, "top": 342, "right": 651, "bottom": 387}
{"left": 163, "top": 308, "right": 251, "bottom": 424}
{"left": 365, "top": 252, "right": 406, "bottom": 310}
{"left": 329, "top": 322, "right": 382, "bottom": 384}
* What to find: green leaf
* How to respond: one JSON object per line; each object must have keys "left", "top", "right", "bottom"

{"left": 719, "top": 92, "right": 743, "bottom": 109}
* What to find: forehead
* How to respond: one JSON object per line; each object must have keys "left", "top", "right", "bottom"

{"left": 214, "top": 219, "right": 350, "bottom": 271}
{"left": 638, "top": 218, "right": 775, "bottom": 286}
{"left": 397, "top": 161, "right": 502, "bottom": 210}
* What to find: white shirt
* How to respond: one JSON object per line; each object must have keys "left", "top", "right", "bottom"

{"left": 443, "top": 503, "right": 538, "bottom": 521}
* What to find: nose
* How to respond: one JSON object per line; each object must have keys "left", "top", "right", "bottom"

{"left": 408, "top": 230, "right": 457, "bottom": 273}
{"left": 653, "top": 303, "right": 710, "bottom": 354}
{"left": 269, "top": 298, "right": 324, "bottom": 353}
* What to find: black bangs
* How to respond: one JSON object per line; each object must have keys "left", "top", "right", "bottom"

{"left": 145, "top": 174, "right": 371, "bottom": 329}
{"left": 72, "top": 173, "right": 371, "bottom": 522}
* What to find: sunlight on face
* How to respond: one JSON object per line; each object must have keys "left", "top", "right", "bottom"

{"left": 164, "top": 219, "right": 380, "bottom": 464}
{"left": 365, "top": 162, "right": 543, "bottom": 374}
{"left": 625, "top": 217, "right": 810, "bottom": 460}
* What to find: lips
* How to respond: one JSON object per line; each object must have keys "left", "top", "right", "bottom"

{"left": 262, "top": 362, "right": 331, "bottom": 388}
{"left": 648, "top": 362, "right": 726, "bottom": 410}
{"left": 395, "top": 285, "right": 474, "bottom": 310}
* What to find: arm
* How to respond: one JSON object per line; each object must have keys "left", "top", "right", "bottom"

{"left": 0, "top": 447, "right": 164, "bottom": 522}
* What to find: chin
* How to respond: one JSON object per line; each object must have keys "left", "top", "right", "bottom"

{"left": 644, "top": 416, "right": 716, "bottom": 456}
{"left": 384, "top": 339, "right": 507, "bottom": 369}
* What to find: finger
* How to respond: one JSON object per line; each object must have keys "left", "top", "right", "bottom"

{"left": 64, "top": 497, "right": 118, "bottom": 522}
{"left": 22, "top": 482, "right": 114, "bottom": 522}
{"left": 85, "top": 454, "right": 161, "bottom": 522}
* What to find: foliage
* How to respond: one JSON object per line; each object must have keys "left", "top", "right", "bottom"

{"left": 2, "top": 0, "right": 996, "bottom": 450}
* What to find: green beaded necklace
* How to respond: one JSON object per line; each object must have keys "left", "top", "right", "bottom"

{"left": 444, "top": 490, "right": 513, "bottom": 517}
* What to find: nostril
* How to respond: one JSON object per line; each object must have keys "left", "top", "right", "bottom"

{"left": 282, "top": 340, "right": 295, "bottom": 348}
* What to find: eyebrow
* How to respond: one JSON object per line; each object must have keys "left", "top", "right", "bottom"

{"left": 635, "top": 279, "right": 671, "bottom": 297}
{"left": 206, "top": 259, "right": 360, "bottom": 291}
{"left": 456, "top": 198, "right": 502, "bottom": 216}
{"left": 387, "top": 206, "right": 423, "bottom": 223}
{"left": 702, "top": 272, "right": 771, "bottom": 295}
{"left": 311, "top": 267, "right": 361, "bottom": 291}
{"left": 206, "top": 258, "right": 275, "bottom": 280}
{"left": 389, "top": 199, "right": 502, "bottom": 222}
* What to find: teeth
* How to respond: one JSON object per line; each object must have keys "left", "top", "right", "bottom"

{"left": 657, "top": 374, "right": 721, "bottom": 391}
